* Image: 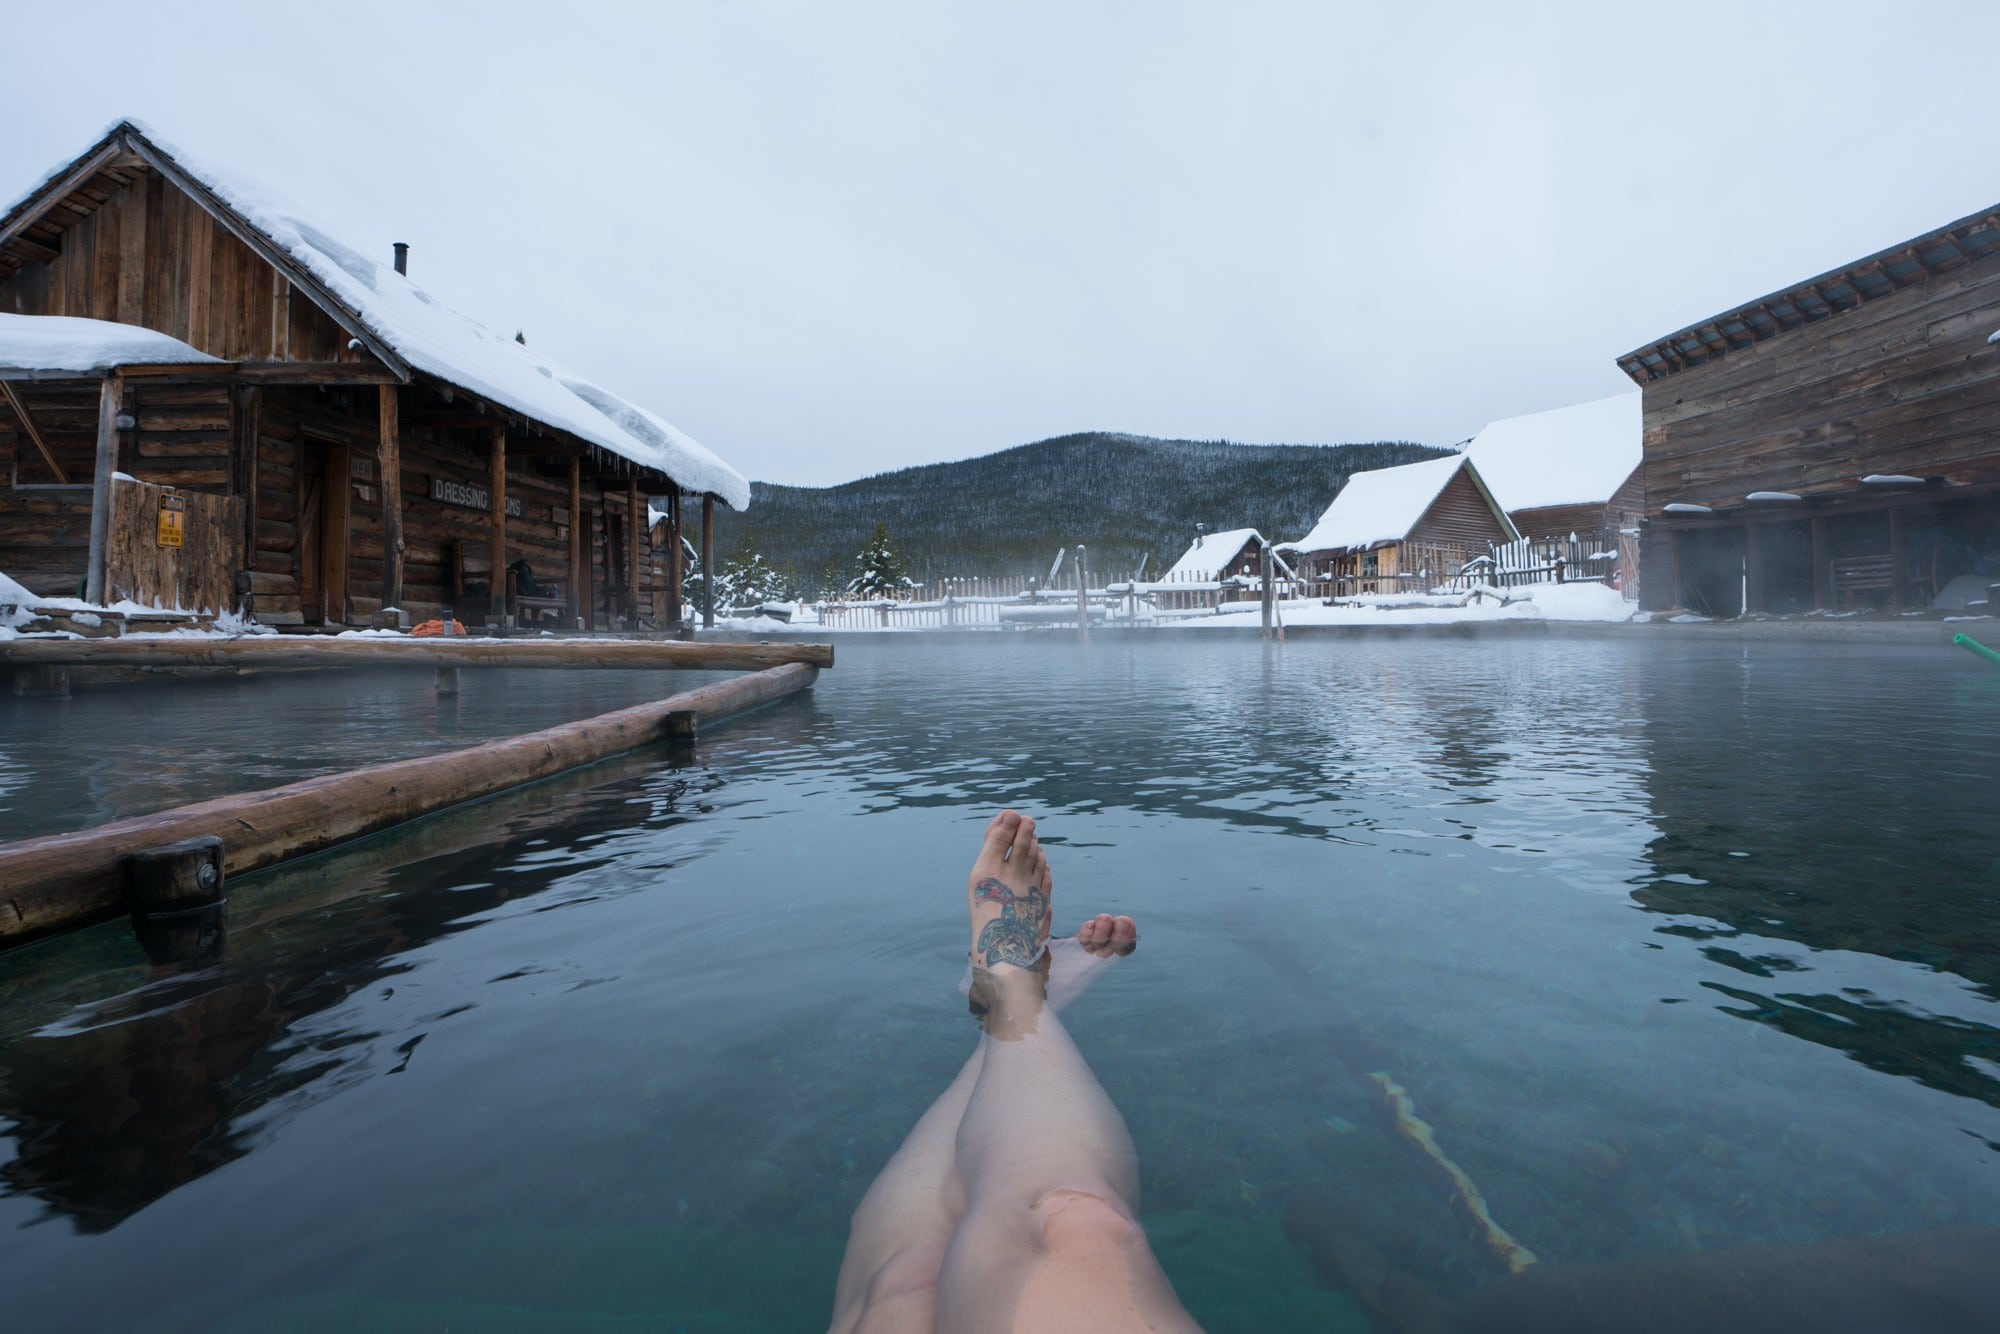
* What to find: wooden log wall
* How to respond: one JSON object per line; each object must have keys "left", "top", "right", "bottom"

{"left": 102, "top": 475, "right": 243, "bottom": 612}
{"left": 1, "top": 377, "right": 238, "bottom": 596}
{"left": 0, "top": 164, "right": 364, "bottom": 363}
{"left": 239, "top": 387, "right": 661, "bottom": 626}
{"left": 1640, "top": 249, "right": 2000, "bottom": 508}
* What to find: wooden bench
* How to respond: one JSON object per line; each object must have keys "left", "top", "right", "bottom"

{"left": 446, "top": 540, "right": 568, "bottom": 627}
{"left": 1830, "top": 554, "right": 1896, "bottom": 609}
{"left": 506, "top": 566, "right": 569, "bottom": 627}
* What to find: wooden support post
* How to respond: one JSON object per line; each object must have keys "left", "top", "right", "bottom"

{"left": 0, "top": 662, "right": 822, "bottom": 952}
{"left": 489, "top": 425, "right": 509, "bottom": 626}
{"left": 378, "top": 384, "right": 404, "bottom": 620}
{"left": 1260, "top": 541, "right": 1275, "bottom": 638}
{"left": 236, "top": 385, "right": 261, "bottom": 586}
{"left": 701, "top": 494, "right": 716, "bottom": 630}
{"left": 1888, "top": 505, "right": 1907, "bottom": 612}
{"left": 626, "top": 478, "right": 642, "bottom": 628}
{"left": 667, "top": 490, "right": 685, "bottom": 638}
{"left": 1, "top": 382, "right": 69, "bottom": 484}
{"left": 666, "top": 709, "right": 698, "bottom": 746}
{"left": 83, "top": 373, "right": 123, "bottom": 605}
{"left": 567, "top": 456, "right": 583, "bottom": 626}
{"left": 124, "top": 836, "right": 226, "bottom": 964}
{"left": 1743, "top": 521, "right": 1765, "bottom": 615}
{"left": 1811, "top": 515, "right": 1831, "bottom": 610}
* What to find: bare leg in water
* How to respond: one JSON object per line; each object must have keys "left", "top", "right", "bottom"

{"left": 830, "top": 811, "right": 1199, "bottom": 1334}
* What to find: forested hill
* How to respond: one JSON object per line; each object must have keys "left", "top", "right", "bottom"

{"left": 711, "top": 433, "right": 1450, "bottom": 594}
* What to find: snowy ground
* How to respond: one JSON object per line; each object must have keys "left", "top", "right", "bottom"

{"left": 709, "top": 582, "right": 1643, "bottom": 634}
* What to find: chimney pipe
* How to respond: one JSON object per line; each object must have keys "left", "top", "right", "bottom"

{"left": 392, "top": 242, "right": 409, "bottom": 275}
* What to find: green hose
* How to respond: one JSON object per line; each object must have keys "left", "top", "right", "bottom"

{"left": 1955, "top": 633, "right": 2000, "bottom": 668}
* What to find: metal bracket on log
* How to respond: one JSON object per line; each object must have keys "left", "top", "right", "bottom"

{"left": 123, "top": 836, "right": 226, "bottom": 964}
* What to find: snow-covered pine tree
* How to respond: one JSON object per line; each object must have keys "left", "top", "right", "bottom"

{"left": 846, "top": 522, "right": 916, "bottom": 599}
{"left": 715, "top": 538, "right": 790, "bottom": 608}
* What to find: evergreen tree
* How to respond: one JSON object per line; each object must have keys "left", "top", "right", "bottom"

{"left": 846, "top": 522, "right": 916, "bottom": 598}
{"left": 714, "top": 537, "right": 790, "bottom": 607}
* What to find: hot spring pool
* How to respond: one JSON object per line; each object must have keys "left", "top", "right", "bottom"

{"left": 2, "top": 631, "right": 1997, "bottom": 1331}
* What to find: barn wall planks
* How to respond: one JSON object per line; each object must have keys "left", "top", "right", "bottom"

{"left": 1412, "top": 467, "right": 1514, "bottom": 549}
{"left": 102, "top": 475, "right": 242, "bottom": 612}
{"left": 1641, "top": 248, "right": 2000, "bottom": 509}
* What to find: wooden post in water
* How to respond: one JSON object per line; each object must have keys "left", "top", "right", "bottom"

{"left": 124, "top": 836, "right": 226, "bottom": 964}
{"left": 378, "top": 384, "right": 404, "bottom": 621}
{"left": 1261, "top": 541, "right": 1275, "bottom": 639}
{"left": 1076, "top": 545, "right": 1089, "bottom": 642}
{"left": 83, "top": 373, "right": 124, "bottom": 605}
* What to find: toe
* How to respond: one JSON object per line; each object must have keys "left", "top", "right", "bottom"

{"left": 975, "top": 811, "right": 1019, "bottom": 875}
{"left": 1110, "top": 916, "right": 1137, "bottom": 951}
{"left": 1009, "top": 815, "right": 1038, "bottom": 865}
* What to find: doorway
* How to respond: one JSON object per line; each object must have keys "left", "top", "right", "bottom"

{"left": 297, "top": 437, "right": 350, "bottom": 625}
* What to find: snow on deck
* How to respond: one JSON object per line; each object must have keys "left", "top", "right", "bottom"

{"left": 0, "top": 314, "right": 223, "bottom": 374}
{"left": 1463, "top": 393, "right": 1640, "bottom": 513}
{"left": 1161, "top": 528, "right": 1262, "bottom": 582}
{"left": 8, "top": 121, "right": 750, "bottom": 509}
{"left": 1285, "top": 454, "right": 1468, "bottom": 553}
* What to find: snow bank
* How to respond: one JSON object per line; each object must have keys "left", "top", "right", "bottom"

{"left": 0, "top": 314, "right": 224, "bottom": 374}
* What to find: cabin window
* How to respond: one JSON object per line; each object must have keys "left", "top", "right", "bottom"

{"left": 1361, "top": 552, "right": 1378, "bottom": 576}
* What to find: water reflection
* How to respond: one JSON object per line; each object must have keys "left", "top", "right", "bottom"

{"left": 1632, "top": 642, "right": 2000, "bottom": 1109}
{"left": 0, "top": 750, "right": 713, "bottom": 1232}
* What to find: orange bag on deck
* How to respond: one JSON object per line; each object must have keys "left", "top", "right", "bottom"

{"left": 410, "top": 619, "right": 466, "bottom": 637}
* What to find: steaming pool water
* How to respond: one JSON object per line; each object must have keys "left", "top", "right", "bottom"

{"left": 2, "top": 631, "right": 1998, "bottom": 1331}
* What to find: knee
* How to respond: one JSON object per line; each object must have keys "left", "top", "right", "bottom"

{"left": 1031, "top": 1188, "right": 1138, "bottom": 1250}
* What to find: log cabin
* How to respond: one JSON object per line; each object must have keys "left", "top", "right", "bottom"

{"left": 1281, "top": 454, "right": 1518, "bottom": 593}
{"left": 0, "top": 120, "right": 750, "bottom": 630}
{"left": 1618, "top": 206, "right": 2000, "bottom": 617}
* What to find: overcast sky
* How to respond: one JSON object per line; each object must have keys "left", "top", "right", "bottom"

{"left": 9, "top": 1, "right": 2000, "bottom": 486}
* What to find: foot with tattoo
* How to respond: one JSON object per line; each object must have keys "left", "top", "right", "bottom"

{"left": 965, "top": 811, "right": 1137, "bottom": 1035}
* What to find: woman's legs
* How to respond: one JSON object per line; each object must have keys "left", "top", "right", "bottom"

{"left": 934, "top": 813, "right": 1196, "bottom": 1333}
{"left": 830, "top": 812, "right": 1160, "bottom": 1334}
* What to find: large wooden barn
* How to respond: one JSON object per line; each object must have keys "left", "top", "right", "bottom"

{"left": 0, "top": 121, "right": 749, "bottom": 630}
{"left": 1619, "top": 206, "right": 2000, "bottom": 616}
{"left": 1282, "top": 454, "right": 1518, "bottom": 594}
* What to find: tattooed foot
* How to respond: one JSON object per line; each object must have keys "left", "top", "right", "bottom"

{"left": 967, "top": 810, "right": 1053, "bottom": 971}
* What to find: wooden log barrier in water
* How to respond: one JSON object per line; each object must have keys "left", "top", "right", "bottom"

{"left": 0, "top": 635, "right": 832, "bottom": 674}
{"left": 0, "top": 661, "right": 818, "bottom": 953}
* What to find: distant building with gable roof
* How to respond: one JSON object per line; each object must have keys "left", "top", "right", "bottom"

{"left": 1282, "top": 454, "right": 1517, "bottom": 593}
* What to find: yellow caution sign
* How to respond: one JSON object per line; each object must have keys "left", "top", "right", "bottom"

{"left": 157, "top": 493, "right": 185, "bottom": 549}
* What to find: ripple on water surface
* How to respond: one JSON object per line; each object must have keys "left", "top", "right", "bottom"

{"left": 1, "top": 635, "right": 1998, "bottom": 1331}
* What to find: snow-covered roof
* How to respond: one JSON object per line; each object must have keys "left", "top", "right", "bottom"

{"left": 1287, "top": 454, "right": 1503, "bottom": 553}
{"left": 1162, "top": 528, "right": 1262, "bottom": 581}
{"left": 1461, "top": 393, "right": 1640, "bottom": 513}
{"left": 0, "top": 313, "right": 223, "bottom": 375}
{"left": 1, "top": 121, "right": 750, "bottom": 510}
